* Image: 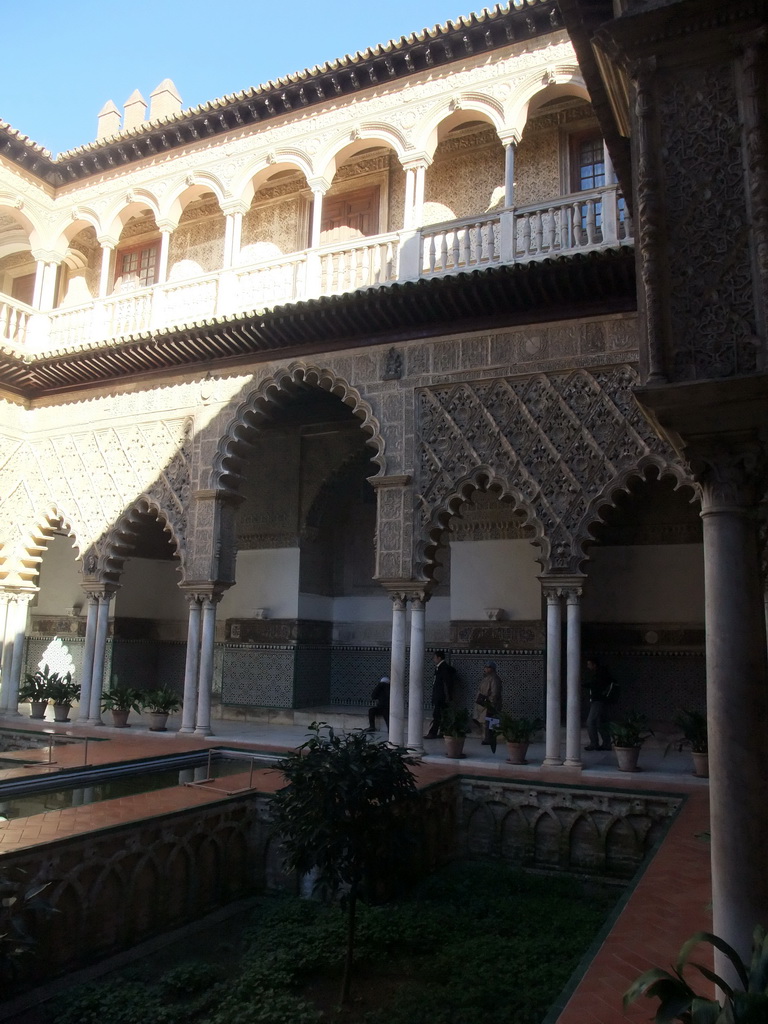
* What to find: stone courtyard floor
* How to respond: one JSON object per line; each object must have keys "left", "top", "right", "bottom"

{"left": 0, "top": 708, "right": 712, "bottom": 1024}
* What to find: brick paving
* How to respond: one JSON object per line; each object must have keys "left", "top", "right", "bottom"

{"left": 0, "top": 710, "right": 713, "bottom": 1023}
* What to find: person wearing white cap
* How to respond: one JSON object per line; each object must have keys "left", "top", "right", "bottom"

{"left": 366, "top": 676, "right": 390, "bottom": 732}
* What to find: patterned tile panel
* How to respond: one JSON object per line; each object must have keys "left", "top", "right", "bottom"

{"left": 221, "top": 645, "right": 295, "bottom": 707}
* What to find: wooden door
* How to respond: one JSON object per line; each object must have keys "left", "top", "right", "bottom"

{"left": 317, "top": 186, "right": 379, "bottom": 245}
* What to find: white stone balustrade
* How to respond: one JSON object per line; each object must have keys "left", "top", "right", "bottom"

{"left": 1, "top": 186, "right": 631, "bottom": 353}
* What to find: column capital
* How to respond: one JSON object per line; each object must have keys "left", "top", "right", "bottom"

{"left": 498, "top": 130, "right": 521, "bottom": 148}
{"left": 83, "top": 585, "right": 118, "bottom": 601}
{"left": 686, "top": 437, "right": 768, "bottom": 514}
{"left": 400, "top": 153, "right": 432, "bottom": 172}
{"left": 179, "top": 581, "right": 227, "bottom": 601}
{"left": 221, "top": 200, "right": 250, "bottom": 218}
{"left": 379, "top": 580, "right": 431, "bottom": 604}
{"left": 307, "top": 176, "right": 332, "bottom": 196}
{"left": 97, "top": 234, "right": 120, "bottom": 250}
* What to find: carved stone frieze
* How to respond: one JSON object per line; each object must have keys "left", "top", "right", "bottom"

{"left": 416, "top": 365, "right": 685, "bottom": 574}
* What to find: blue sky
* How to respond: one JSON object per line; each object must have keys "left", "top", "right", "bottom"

{"left": 3, "top": 1, "right": 475, "bottom": 156}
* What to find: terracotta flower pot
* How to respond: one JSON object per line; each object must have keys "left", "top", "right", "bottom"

{"left": 111, "top": 709, "right": 130, "bottom": 728}
{"left": 53, "top": 702, "right": 72, "bottom": 723}
{"left": 506, "top": 741, "right": 529, "bottom": 765}
{"left": 29, "top": 701, "right": 47, "bottom": 720}
{"left": 148, "top": 712, "right": 169, "bottom": 732}
{"left": 443, "top": 735, "right": 466, "bottom": 758}
{"left": 692, "top": 751, "right": 709, "bottom": 778}
{"left": 614, "top": 745, "right": 641, "bottom": 772}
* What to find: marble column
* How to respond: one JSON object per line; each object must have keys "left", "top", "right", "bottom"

{"left": 407, "top": 596, "right": 427, "bottom": 752}
{"left": 88, "top": 593, "right": 113, "bottom": 724}
{"left": 388, "top": 595, "right": 407, "bottom": 746}
{"left": 195, "top": 596, "right": 219, "bottom": 736}
{"left": 32, "top": 260, "right": 46, "bottom": 309}
{"left": 403, "top": 168, "right": 416, "bottom": 230}
{"left": 412, "top": 164, "right": 427, "bottom": 228}
{"left": 157, "top": 228, "right": 172, "bottom": 285}
{"left": 504, "top": 141, "right": 516, "bottom": 207}
{"left": 40, "top": 261, "right": 59, "bottom": 310}
{"left": 77, "top": 595, "right": 99, "bottom": 723}
{"left": 563, "top": 585, "right": 584, "bottom": 768}
{"left": 98, "top": 244, "right": 114, "bottom": 298}
{"left": 543, "top": 588, "right": 563, "bottom": 766}
{"left": 230, "top": 210, "right": 243, "bottom": 266}
{"left": 6, "top": 594, "right": 31, "bottom": 715}
{"left": 180, "top": 595, "right": 202, "bottom": 733}
{"left": 696, "top": 447, "right": 768, "bottom": 968}
{"left": 309, "top": 186, "right": 325, "bottom": 249}
{"left": 0, "top": 594, "right": 11, "bottom": 711}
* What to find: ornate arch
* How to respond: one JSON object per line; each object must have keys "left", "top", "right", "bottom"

{"left": 506, "top": 65, "right": 589, "bottom": 138}
{"left": 211, "top": 361, "right": 386, "bottom": 496}
{"left": 316, "top": 124, "right": 408, "bottom": 181}
{"left": 1, "top": 505, "right": 82, "bottom": 589}
{"left": 416, "top": 465, "right": 546, "bottom": 582}
{"left": 573, "top": 456, "right": 698, "bottom": 569}
{"left": 83, "top": 496, "right": 185, "bottom": 586}
{"left": 416, "top": 92, "right": 505, "bottom": 158}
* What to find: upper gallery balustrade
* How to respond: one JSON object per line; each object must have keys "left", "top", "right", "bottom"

{"left": 0, "top": 184, "right": 631, "bottom": 353}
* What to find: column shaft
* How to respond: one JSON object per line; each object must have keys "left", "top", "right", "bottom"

{"left": 7, "top": 597, "right": 29, "bottom": 714}
{"left": 543, "top": 591, "right": 563, "bottom": 766}
{"left": 0, "top": 595, "right": 13, "bottom": 711}
{"left": 180, "top": 597, "right": 202, "bottom": 733}
{"left": 563, "top": 591, "right": 583, "bottom": 767}
{"left": 701, "top": 503, "right": 768, "bottom": 967}
{"left": 88, "top": 596, "right": 111, "bottom": 724}
{"left": 504, "top": 142, "right": 516, "bottom": 207}
{"left": 98, "top": 246, "right": 113, "bottom": 298}
{"left": 309, "top": 189, "right": 325, "bottom": 249}
{"left": 403, "top": 168, "right": 416, "bottom": 230}
{"left": 412, "top": 165, "right": 426, "bottom": 228}
{"left": 223, "top": 214, "right": 235, "bottom": 269}
{"left": 388, "top": 597, "right": 407, "bottom": 746}
{"left": 407, "top": 599, "right": 426, "bottom": 752}
{"left": 77, "top": 596, "right": 99, "bottom": 723}
{"left": 195, "top": 598, "right": 217, "bottom": 736}
{"left": 157, "top": 230, "right": 171, "bottom": 285}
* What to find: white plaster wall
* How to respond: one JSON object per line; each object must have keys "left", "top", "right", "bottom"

{"left": 116, "top": 558, "right": 187, "bottom": 619}
{"left": 449, "top": 540, "right": 541, "bottom": 620}
{"left": 35, "top": 535, "right": 83, "bottom": 614}
{"left": 332, "top": 595, "right": 393, "bottom": 623}
{"left": 219, "top": 548, "right": 300, "bottom": 620}
{"left": 298, "top": 593, "right": 334, "bottom": 620}
{"left": 582, "top": 544, "right": 704, "bottom": 622}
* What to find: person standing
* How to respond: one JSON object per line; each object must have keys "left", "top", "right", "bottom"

{"left": 366, "top": 676, "right": 390, "bottom": 732}
{"left": 473, "top": 661, "right": 503, "bottom": 744}
{"left": 584, "top": 657, "right": 615, "bottom": 751}
{"left": 425, "top": 651, "right": 454, "bottom": 739}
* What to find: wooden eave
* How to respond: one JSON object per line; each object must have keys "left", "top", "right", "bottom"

{"left": 1, "top": 1, "right": 562, "bottom": 186}
{"left": 0, "top": 247, "right": 636, "bottom": 400}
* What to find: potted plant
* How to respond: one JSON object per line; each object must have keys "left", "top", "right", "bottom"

{"left": 624, "top": 924, "right": 768, "bottom": 1021}
{"left": 45, "top": 672, "right": 80, "bottom": 723}
{"left": 608, "top": 711, "right": 653, "bottom": 772}
{"left": 440, "top": 707, "right": 471, "bottom": 759}
{"left": 498, "top": 713, "right": 544, "bottom": 765}
{"left": 674, "top": 708, "right": 708, "bottom": 778}
{"left": 101, "top": 687, "right": 144, "bottom": 728}
{"left": 19, "top": 668, "right": 52, "bottom": 719}
{"left": 141, "top": 688, "right": 182, "bottom": 731}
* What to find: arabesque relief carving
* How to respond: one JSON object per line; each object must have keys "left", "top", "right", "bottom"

{"left": 416, "top": 366, "right": 684, "bottom": 573}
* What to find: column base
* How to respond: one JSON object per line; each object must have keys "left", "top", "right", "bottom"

{"left": 194, "top": 726, "right": 213, "bottom": 737}
{"left": 562, "top": 757, "right": 584, "bottom": 769}
{"left": 542, "top": 756, "right": 564, "bottom": 766}
{"left": 407, "top": 743, "right": 425, "bottom": 756}
{"left": 87, "top": 717, "right": 105, "bottom": 726}
{"left": 178, "top": 726, "right": 196, "bottom": 734}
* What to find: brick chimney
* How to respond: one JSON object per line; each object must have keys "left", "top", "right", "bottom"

{"left": 123, "top": 89, "right": 148, "bottom": 132}
{"left": 149, "top": 79, "right": 182, "bottom": 122}
{"left": 96, "top": 100, "right": 121, "bottom": 140}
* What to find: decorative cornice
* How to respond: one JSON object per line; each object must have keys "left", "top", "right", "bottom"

{"left": 0, "top": 248, "right": 636, "bottom": 400}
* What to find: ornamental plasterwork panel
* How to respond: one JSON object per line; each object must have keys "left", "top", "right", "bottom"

{"left": 415, "top": 365, "right": 683, "bottom": 575}
{"left": 515, "top": 123, "right": 560, "bottom": 207}
{"left": 0, "top": 417, "right": 192, "bottom": 583}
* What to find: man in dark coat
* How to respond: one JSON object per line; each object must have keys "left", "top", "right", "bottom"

{"left": 367, "top": 676, "right": 390, "bottom": 732}
{"left": 584, "top": 657, "right": 615, "bottom": 751}
{"left": 425, "top": 650, "right": 454, "bottom": 739}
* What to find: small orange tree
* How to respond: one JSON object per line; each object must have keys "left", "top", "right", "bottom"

{"left": 270, "top": 723, "right": 418, "bottom": 1005}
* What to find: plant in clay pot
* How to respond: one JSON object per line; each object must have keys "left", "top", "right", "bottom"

{"left": 674, "top": 708, "right": 708, "bottom": 778}
{"left": 101, "top": 687, "right": 144, "bottom": 728}
{"left": 440, "top": 707, "right": 471, "bottom": 759}
{"left": 608, "top": 711, "right": 653, "bottom": 772}
{"left": 45, "top": 673, "right": 80, "bottom": 723}
{"left": 141, "top": 688, "right": 182, "bottom": 731}
{"left": 19, "top": 668, "right": 52, "bottom": 719}
{"left": 498, "top": 713, "right": 544, "bottom": 764}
